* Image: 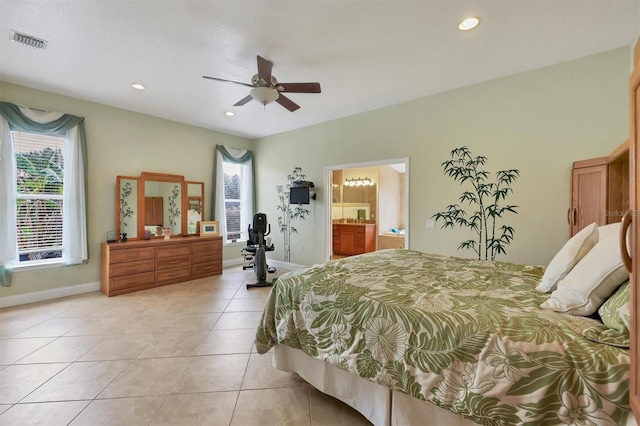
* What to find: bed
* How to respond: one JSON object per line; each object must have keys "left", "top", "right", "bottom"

{"left": 255, "top": 248, "right": 632, "bottom": 426}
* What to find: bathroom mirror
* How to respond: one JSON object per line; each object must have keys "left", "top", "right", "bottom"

{"left": 116, "top": 176, "right": 139, "bottom": 240}
{"left": 185, "top": 181, "right": 204, "bottom": 235}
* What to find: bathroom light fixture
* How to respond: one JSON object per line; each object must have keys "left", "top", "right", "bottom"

{"left": 224, "top": 111, "right": 235, "bottom": 117}
{"left": 131, "top": 83, "right": 147, "bottom": 90}
{"left": 344, "top": 177, "right": 373, "bottom": 187}
{"left": 458, "top": 17, "right": 480, "bottom": 31}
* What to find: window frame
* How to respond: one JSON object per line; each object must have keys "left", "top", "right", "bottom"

{"left": 11, "top": 130, "right": 66, "bottom": 268}
{"left": 222, "top": 161, "right": 244, "bottom": 243}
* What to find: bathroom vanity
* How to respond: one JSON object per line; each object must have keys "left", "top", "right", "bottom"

{"left": 332, "top": 222, "right": 376, "bottom": 256}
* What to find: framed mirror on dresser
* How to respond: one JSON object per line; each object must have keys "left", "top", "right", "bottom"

{"left": 105, "top": 172, "right": 220, "bottom": 296}
{"left": 116, "top": 176, "right": 140, "bottom": 241}
{"left": 185, "top": 181, "right": 204, "bottom": 235}
{"left": 141, "top": 172, "right": 185, "bottom": 238}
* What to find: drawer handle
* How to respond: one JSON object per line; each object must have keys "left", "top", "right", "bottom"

{"left": 126, "top": 253, "right": 141, "bottom": 259}
{"left": 167, "top": 272, "right": 182, "bottom": 277}
{"left": 167, "top": 260, "right": 182, "bottom": 265}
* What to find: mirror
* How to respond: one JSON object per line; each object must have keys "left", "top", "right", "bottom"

{"left": 331, "top": 169, "right": 377, "bottom": 221}
{"left": 115, "top": 172, "right": 205, "bottom": 240}
{"left": 116, "top": 176, "right": 139, "bottom": 240}
{"left": 141, "top": 172, "right": 183, "bottom": 237}
{"left": 185, "top": 181, "right": 204, "bottom": 235}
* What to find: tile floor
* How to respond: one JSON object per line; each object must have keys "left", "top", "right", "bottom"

{"left": 0, "top": 266, "right": 371, "bottom": 426}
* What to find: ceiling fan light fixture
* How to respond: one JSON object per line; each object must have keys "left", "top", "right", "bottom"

{"left": 250, "top": 87, "right": 279, "bottom": 105}
{"left": 224, "top": 111, "right": 235, "bottom": 117}
{"left": 458, "top": 17, "right": 480, "bottom": 31}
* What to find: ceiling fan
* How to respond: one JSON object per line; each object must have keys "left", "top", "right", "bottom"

{"left": 203, "top": 55, "right": 321, "bottom": 112}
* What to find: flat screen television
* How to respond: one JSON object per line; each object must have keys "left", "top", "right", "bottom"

{"left": 289, "top": 186, "right": 310, "bottom": 204}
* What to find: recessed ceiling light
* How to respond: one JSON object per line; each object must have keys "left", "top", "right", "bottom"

{"left": 131, "top": 83, "right": 146, "bottom": 90}
{"left": 458, "top": 17, "right": 480, "bottom": 31}
{"left": 224, "top": 111, "right": 235, "bottom": 117}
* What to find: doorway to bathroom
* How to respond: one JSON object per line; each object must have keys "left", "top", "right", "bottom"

{"left": 323, "top": 158, "right": 409, "bottom": 261}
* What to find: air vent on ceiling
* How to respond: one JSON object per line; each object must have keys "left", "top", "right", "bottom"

{"left": 10, "top": 30, "right": 48, "bottom": 50}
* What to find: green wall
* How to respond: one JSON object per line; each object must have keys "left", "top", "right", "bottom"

{"left": 0, "top": 46, "right": 630, "bottom": 300}
{"left": 0, "top": 81, "right": 251, "bottom": 298}
{"left": 253, "top": 47, "right": 630, "bottom": 267}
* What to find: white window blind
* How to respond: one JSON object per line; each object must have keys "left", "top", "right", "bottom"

{"left": 12, "top": 131, "right": 65, "bottom": 262}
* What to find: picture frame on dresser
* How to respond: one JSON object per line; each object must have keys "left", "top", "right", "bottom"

{"left": 197, "top": 220, "right": 219, "bottom": 236}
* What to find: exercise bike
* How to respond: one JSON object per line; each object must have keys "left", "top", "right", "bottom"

{"left": 242, "top": 213, "right": 277, "bottom": 289}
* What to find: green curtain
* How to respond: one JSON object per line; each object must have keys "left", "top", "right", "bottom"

{"left": 0, "top": 102, "right": 88, "bottom": 287}
{"left": 211, "top": 144, "right": 256, "bottom": 220}
{"left": 0, "top": 103, "right": 87, "bottom": 188}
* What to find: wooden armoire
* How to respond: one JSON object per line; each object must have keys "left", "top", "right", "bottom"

{"left": 628, "top": 36, "right": 640, "bottom": 423}
{"left": 570, "top": 142, "right": 629, "bottom": 236}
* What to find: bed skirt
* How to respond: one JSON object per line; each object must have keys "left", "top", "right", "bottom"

{"left": 272, "top": 344, "right": 477, "bottom": 426}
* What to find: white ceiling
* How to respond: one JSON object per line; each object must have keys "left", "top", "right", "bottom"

{"left": 0, "top": 1, "right": 638, "bottom": 140}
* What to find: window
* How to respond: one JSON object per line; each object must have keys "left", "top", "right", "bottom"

{"left": 12, "top": 131, "right": 65, "bottom": 264}
{"left": 214, "top": 145, "right": 253, "bottom": 246}
{"left": 223, "top": 161, "right": 242, "bottom": 242}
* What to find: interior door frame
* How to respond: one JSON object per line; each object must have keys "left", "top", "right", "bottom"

{"left": 323, "top": 157, "right": 410, "bottom": 262}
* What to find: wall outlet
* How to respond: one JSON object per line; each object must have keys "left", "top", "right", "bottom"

{"left": 425, "top": 220, "right": 435, "bottom": 229}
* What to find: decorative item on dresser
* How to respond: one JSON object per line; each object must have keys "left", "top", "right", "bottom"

{"left": 569, "top": 140, "right": 629, "bottom": 236}
{"left": 100, "top": 236, "right": 222, "bottom": 296}
{"left": 197, "top": 221, "right": 219, "bottom": 236}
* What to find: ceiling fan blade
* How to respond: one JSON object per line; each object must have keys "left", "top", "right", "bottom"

{"left": 257, "top": 55, "right": 273, "bottom": 82}
{"left": 233, "top": 95, "right": 253, "bottom": 106}
{"left": 278, "top": 82, "right": 321, "bottom": 93}
{"left": 202, "top": 75, "right": 253, "bottom": 88}
{"left": 276, "top": 94, "right": 300, "bottom": 112}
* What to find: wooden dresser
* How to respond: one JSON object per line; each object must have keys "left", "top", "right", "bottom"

{"left": 100, "top": 236, "right": 222, "bottom": 296}
{"left": 333, "top": 223, "right": 376, "bottom": 256}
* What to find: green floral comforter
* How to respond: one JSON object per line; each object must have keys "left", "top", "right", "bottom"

{"left": 255, "top": 249, "right": 630, "bottom": 425}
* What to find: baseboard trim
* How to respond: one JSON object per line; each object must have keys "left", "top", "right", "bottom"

{"left": 0, "top": 281, "right": 100, "bottom": 309}
{"left": 0, "top": 258, "right": 309, "bottom": 308}
{"left": 223, "top": 258, "right": 245, "bottom": 268}
{"left": 226, "top": 255, "right": 306, "bottom": 271}
{"left": 267, "top": 259, "right": 307, "bottom": 270}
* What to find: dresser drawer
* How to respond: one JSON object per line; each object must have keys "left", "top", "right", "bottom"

{"left": 192, "top": 239, "right": 222, "bottom": 254}
{"left": 192, "top": 251, "right": 221, "bottom": 265}
{"left": 155, "top": 254, "right": 191, "bottom": 270}
{"left": 156, "top": 244, "right": 191, "bottom": 258}
{"left": 192, "top": 263, "right": 222, "bottom": 276}
{"left": 109, "top": 271, "right": 155, "bottom": 291}
{"left": 109, "top": 259, "right": 154, "bottom": 277}
{"left": 155, "top": 266, "right": 191, "bottom": 282}
{"left": 110, "top": 247, "right": 154, "bottom": 264}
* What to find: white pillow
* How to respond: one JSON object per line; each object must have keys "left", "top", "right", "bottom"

{"left": 540, "top": 222, "right": 629, "bottom": 316}
{"left": 535, "top": 222, "right": 598, "bottom": 293}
